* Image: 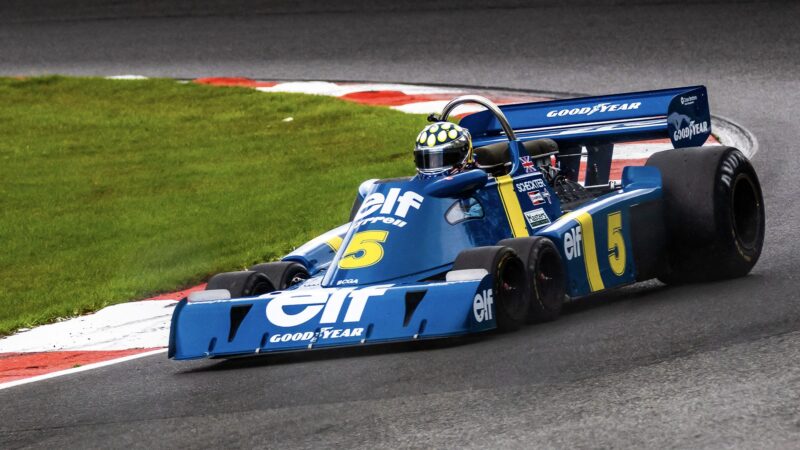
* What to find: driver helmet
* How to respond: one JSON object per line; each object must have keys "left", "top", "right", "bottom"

{"left": 414, "top": 122, "right": 472, "bottom": 176}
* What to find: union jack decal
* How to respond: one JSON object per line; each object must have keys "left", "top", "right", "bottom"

{"left": 519, "top": 156, "right": 536, "bottom": 173}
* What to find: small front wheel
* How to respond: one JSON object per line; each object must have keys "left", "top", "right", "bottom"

{"left": 205, "top": 271, "right": 275, "bottom": 298}
{"left": 249, "top": 261, "right": 310, "bottom": 290}
{"left": 499, "top": 237, "right": 566, "bottom": 323}
{"left": 451, "top": 246, "right": 528, "bottom": 331}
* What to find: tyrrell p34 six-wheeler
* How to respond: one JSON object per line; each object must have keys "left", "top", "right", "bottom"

{"left": 169, "top": 86, "right": 765, "bottom": 360}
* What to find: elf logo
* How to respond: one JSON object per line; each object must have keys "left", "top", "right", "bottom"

{"left": 354, "top": 189, "right": 424, "bottom": 221}
{"left": 265, "top": 285, "right": 390, "bottom": 327}
{"left": 564, "top": 225, "right": 583, "bottom": 260}
{"left": 472, "top": 289, "right": 494, "bottom": 323}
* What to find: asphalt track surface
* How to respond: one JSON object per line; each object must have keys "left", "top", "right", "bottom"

{"left": 2, "top": 1, "right": 800, "bottom": 448}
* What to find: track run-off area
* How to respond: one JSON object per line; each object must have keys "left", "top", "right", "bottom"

{"left": 0, "top": 1, "right": 798, "bottom": 448}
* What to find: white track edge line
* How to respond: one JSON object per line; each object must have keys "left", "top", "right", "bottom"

{"left": 0, "top": 348, "right": 166, "bottom": 391}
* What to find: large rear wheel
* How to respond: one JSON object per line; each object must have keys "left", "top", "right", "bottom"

{"left": 646, "top": 146, "right": 765, "bottom": 283}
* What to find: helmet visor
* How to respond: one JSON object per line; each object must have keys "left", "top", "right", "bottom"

{"left": 414, "top": 147, "right": 466, "bottom": 173}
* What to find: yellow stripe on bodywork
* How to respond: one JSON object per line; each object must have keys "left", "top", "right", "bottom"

{"left": 496, "top": 175, "right": 529, "bottom": 238}
{"left": 573, "top": 212, "right": 605, "bottom": 292}
{"left": 547, "top": 210, "right": 605, "bottom": 292}
{"left": 325, "top": 236, "right": 344, "bottom": 252}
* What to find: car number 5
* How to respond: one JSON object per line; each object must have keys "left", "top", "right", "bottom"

{"left": 338, "top": 230, "right": 389, "bottom": 269}
{"left": 607, "top": 211, "right": 626, "bottom": 276}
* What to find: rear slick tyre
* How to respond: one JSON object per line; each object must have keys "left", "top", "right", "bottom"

{"left": 645, "top": 146, "right": 765, "bottom": 283}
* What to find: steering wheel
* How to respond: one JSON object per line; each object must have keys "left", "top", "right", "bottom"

{"left": 438, "top": 95, "right": 517, "bottom": 141}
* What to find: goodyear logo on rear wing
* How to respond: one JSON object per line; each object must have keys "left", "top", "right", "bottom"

{"left": 668, "top": 112, "right": 708, "bottom": 143}
{"left": 546, "top": 102, "right": 641, "bottom": 118}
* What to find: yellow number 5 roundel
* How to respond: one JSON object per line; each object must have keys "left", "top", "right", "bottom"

{"left": 338, "top": 230, "right": 389, "bottom": 269}
{"left": 607, "top": 211, "right": 626, "bottom": 276}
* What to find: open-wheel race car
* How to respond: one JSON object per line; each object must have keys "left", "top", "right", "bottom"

{"left": 169, "top": 86, "right": 764, "bottom": 360}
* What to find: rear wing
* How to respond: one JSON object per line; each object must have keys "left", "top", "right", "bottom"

{"left": 461, "top": 86, "right": 711, "bottom": 149}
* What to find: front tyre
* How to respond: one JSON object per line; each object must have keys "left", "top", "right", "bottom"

{"left": 646, "top": 146, "right": 765, "bottom": 283}
{"left": 451, "top": 246, "right": 527, "bottom": 331}
{"left": 498, "top": 237, "right": 566, "bottom": 322}
{"left": 249, "top": 261, "right": 310, "bottom": 290}
{"left": 205, "top": 271, "right": 275, "bottom": 298}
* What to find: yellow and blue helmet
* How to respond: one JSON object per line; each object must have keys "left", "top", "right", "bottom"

{"left": 413, "top": 122, "right": 472, "bottom": 175}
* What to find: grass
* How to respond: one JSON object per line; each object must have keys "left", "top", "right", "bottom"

{"left": 0, "top": 76, "right": 426, "bottom": 335}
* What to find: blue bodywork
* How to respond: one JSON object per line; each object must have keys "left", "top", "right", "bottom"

{"left": 169, "top": 86, "right": 710, "bottom": 360}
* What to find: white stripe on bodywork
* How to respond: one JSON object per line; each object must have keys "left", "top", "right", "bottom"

{"left": 446, "top": 269, "right": 489, "bottom": 282}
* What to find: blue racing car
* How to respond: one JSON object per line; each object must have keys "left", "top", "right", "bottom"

{"left": 169, "top": 86, "right": 764, "bottom": 360}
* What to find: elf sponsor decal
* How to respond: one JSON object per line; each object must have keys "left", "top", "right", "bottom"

{"left": 353, "top": 188, "right": 424, "bottom": 228}
{"left": 561, "top": 212, "right": 605, "bottom": 292}
{"left": 564, "top": 225, "right": 583, "bottom": 260}
{"left": 472, "top": 289, "right": 494, "bottom": 322}
{"left": 546, "top": 102, "right": 641, "bottom": 118}
{"left": 523, "top": 208, "right": 551, "bottom": 229}
{"left": 265, "top": 285, "right": 391, "bottom": 327}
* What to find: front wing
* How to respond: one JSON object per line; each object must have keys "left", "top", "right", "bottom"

{"left": 169, "top": 276, "right": 495, "bottom": 360}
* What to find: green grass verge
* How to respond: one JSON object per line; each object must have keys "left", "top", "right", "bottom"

{"left": 0, "top": 76, "right": 426, "bottom": 335}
